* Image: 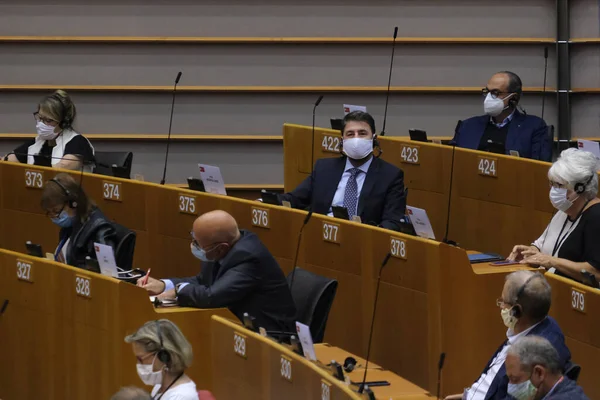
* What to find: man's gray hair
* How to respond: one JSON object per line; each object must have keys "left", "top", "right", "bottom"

{"left": 111, "top": 386, "right": 151, "bottom": 400}
{"left": 508, "top": 336, "right": 561, "bottom": 374}
{"left": 548, "top": 148, "right": 600, "bottom": 200}
{"left": 505, "top": 271, "right": 551, "bottom": 321}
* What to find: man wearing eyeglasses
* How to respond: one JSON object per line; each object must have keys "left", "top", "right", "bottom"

{"left": 444, "top": 271, "right": 571, "bottom": 400}
{"left": 137, "top": 210, "right": 297, "bottom": 333}
{"left": 452, "top": 71, "right": 552, "bottom": 161}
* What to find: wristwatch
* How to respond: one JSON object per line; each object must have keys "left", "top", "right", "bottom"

{"left": 175, "top": 283, "right": 185, "bottom": 297}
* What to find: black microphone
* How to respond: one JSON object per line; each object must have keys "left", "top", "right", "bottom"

{"left": 310, "top": 95, "right": 324, "bottom": 174}
{"left": 358, "top": 251, "right": 392, "bottom": 394}
{"left": 437, "top": 352, "right": 446, "bottom": 400}
{"left": 541, "top": 47, "right": 549, "bottom": 122}
{"left": 380, "top": 27, "right": 398, "bottom": 137}
{"left": 288, "top": 209, "right": 314, "bottom": 291}
{"left": 442, "top": 120, "right": 461, "bottom": 246}
{"left": 160, "top": 71, "right": 183, "bottom": 185}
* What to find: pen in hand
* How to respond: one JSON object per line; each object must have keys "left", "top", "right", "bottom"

{"left": 142, "top": 268, "right": 151, "bottom": 286}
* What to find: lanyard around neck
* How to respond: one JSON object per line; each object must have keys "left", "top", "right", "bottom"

{"left": 552, "top": 200, "right": 590, "bottom": 256}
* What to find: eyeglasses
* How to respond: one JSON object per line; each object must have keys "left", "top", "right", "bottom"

{"left": 136, "top": 352, "right": 156, "bottom": 364}
{"left": 496, "top": 298, "right": 513, "bottom": 308}
{"left": 45, "top": 202, "right": 67, "bottom": 218}
{"left": 189, "top": 232, "right": 225, "bottom": 252}
{"left": 482, "top": 88, "right": 511, "bottom": 100}
{"left": 33, "top": 112, "right": 57, "bottom": 125}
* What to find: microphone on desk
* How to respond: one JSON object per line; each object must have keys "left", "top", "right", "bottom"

{"left": 436, "top": 352, "right": 446, "bottom": 400}
{"left": 288, "top": 208, "right": 314, "bottom": 292}
{"left": 160, "top": 71, "right": 183, "bottom": 185}
{"left": 358, "top": 251, "right": 392, "bottom": 395}
{"left": 379, "top": 26, "right": 398, "bottom": 138}
{"left": 310, "top": 95, "right": 324, "bottom": 174}
{"left": 442, "top": 120, "right": 461, "bottom": 246}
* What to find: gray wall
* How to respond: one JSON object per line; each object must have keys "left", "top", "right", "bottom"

{"left": 0, "top": 1, "right": 595, "bottom": 183}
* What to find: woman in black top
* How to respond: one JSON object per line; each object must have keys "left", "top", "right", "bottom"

{"left": 3, "top": 90, "right": 94, "bottom": 171}
{"left": 41, "top": 172, "right": 119, "bottom": 270}
{"left": 508, "top": 148, "right": 600, "bottom": 281}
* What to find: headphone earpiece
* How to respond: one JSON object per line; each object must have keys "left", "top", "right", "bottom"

{"left": 155, "top": 321, "right": 171, "bottom": 366}
{"left": 510, "top": 304, "right": 522, "bottom": 319}
{"left": 51, "top": 93, "right": 70, "bottom": 129}
{"left": 50, "top": 178, "right": 77, "bottom": 209}
{"left": 343, "top": 356, "right": 357, "bottom": 373}
{"left": 574, "top": 175, "right": 593, "bottom": 195}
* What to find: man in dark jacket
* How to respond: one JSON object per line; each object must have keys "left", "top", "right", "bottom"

{"left": 444, "top": 271, "right": 571, "bottom": 400}
{"left": 138, "top": 210, "right": 296, "bottom": 332}
{"left": 505, "top": 336, "right": 588, "bottom": 400}
{"left": 279, "top": 111, "right": 406, "bottom": 231}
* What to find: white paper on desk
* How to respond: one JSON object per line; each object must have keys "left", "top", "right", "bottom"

{"left": 343, "top": 104, "right": 367, "bottom": 115}
{"left": 295, "top": 322, "right": 317, "bottom": 361}
{"left": 406, "top": 206, "right": 436, "bottom": 240}
{"left": 93, "top": 242, "right": 119, "bottom": 277}
{"left": 198, "top": 164, "right": 227, "bottom": 195}
{"left": 577, "top": 140, "right": 600, "bottom": 159}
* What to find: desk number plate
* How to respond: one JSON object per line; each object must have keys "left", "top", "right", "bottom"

{"left": 233, "top": 332, "right": 247, "bottom": 359}
{"left": 75, "top": 275, "right": 92, "bottom": 299}
{"left": 251, "top": 207, "right": 270, "bottom": 229}
{"left": 571, "top": 288, "right": 586, "bottom": 313}
{"left": 16, "top": 259, "right": 33, "bottom": 283}
{"left": 25, "top": 169, "right": 44, "bottom": 189}
{"left": 478, "top": 156, "right": 498, "bottom": 177}
{"left": 321, "top": 134, "right": 341, "bottom": 153}
{"left": 102, "top": 181, "right": 122, "bottom": 202}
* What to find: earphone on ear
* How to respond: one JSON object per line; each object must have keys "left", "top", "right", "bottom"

{"left": 510, "top": 274, "right": 538, "bottom": 318}
{"left": 155, "top": 320, "right": 171, "bottom": 366}
{"left": 49, "top": 178, "right": 78, "bottom": 208}
{"left": 574, "top": 175, "right": 593, "bottom": 195}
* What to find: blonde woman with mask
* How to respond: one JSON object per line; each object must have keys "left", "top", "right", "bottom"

{"left": 125, "top": 320, "right": 199, "bottom": 400}
{"left": 3, "top": 90, "right": 94, "bottom": 171}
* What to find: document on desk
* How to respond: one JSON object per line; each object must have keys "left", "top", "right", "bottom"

{"left": 406, "top": 206, "right": 436, "bottom": 240}
{"left": 296, "top": 322, "right": 317, "bottom": 361}
{"left": 577, "top": 139, "right": 600, "bottom": 159}
{"left": 198, "top": 164, "right": 227, "bottom": 195}
{"left": 93, "top": 243, "right": 119, "bottom": 277}
{"left": 149, "top": 296, "right": 178, "bottom": 307}
{"left": 343, "top": 104, "right": 367, "bottom": 115}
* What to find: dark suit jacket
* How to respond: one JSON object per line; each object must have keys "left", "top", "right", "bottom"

{"left": 279, "top": 156, "right": 406, "bottom": 231}
{"left": 481, "top": 317, "right": 571, "bottom": 400}
{"left": 452, "top": 110, "right": 552, "bottom": 161}
{"left": 549, "top": 378, "right": 590, "bottom": 400}
{"left": 171, "top": 230, "right": 297, "bottom": 332}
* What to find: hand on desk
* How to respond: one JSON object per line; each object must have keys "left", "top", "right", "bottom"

{"left": 520, "top": 253, "right": 555, "bottom": 269}
{"left": 157, "top": 288, "right": 177, "bottom": 301}
{"left": 507, "top": 245, "right": 539, "bottom": 262}
{"left": 443, "top": 394, "right": 463, "bottom": 400}
{"left": 136, "top": 276, "right": 165, "bottom": 295}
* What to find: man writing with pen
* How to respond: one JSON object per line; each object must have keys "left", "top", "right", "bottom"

{"left": 138, "top": 210, "right": 296, "bottom": 332}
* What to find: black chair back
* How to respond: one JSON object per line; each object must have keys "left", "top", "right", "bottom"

{"left": 565, "top": 362, "right": 581, "bottom": 382}
{"left": 111, "top": 221, "right": 136, "bottom": 270}
{"left": 94, "top": 151, "right": 133, "bottom": 179}
{"left": 286, "top": 267, "right": 338, "bottom": 343}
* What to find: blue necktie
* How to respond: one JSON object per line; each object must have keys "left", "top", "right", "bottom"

{"left": 343, "top": 168, "right": 360, "bottom": 218}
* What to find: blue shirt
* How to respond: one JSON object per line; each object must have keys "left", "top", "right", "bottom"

{"left": 490, "top": 110, "right": 515, "bottom": 128}
{"left": 328, "top": 156, "right": 373, "bottom": 216}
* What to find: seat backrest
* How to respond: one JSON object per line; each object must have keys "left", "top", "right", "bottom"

{"left": 110, "top": 220, "right": 136, "bottom": 270}
{"left": 565, "top": 362, "right": 581, "bottom": 382}
{"left": 94, "top": 151, "right": 133, "bottom": 178}
{"left": 286, "top": 267, "right": 338, "bottom": 343}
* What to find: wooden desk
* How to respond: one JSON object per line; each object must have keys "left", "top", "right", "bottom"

{"left": 1, "top": 161, "right": 595, "bottom": 397}
{"left": 546, "top": 273, "right": 600, "bottom": 400}
{"left": 211, "top": 316, "right": 434, "bottom": 400}
{"left": 282, "top": 123, "right": 560, "bottom": 256}
{"left": 0, "top": 248, "right": 234, "bottom": 400}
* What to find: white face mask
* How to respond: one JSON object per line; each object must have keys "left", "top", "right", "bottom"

{"left": 136, "top": 355, "right": 164, "bottom": 386}
{"left": 36, "top": 121, "right": 58, "bottom": 141}
{"left": 483, "top": 93, "right": 514, "bottom": 117}
{"left": 343, "top": 138, "right": 373, "bottom": 160}
{"left": 507, "top": 379, "right": 538, "bottom": 400}
{"left": 500, "top": 307, "right": 518, "bottom": 330}
{"left": 549, "top": 186, "right": 576, "bottom": 212}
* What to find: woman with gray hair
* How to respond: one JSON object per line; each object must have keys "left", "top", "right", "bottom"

{"left": 125, "top": 319, "right": 198, "bottom": 400}
{"left": 508, "top": 148, "right": 600, "bottom": 281}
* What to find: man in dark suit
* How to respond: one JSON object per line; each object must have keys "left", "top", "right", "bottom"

{"left": 452, "top": 71, "right": 552, "bottom": 161}
{"left": 505, "top": 336, "right": 589, "bottom": 400}
{"left": 444, "top": 271, "right": 571, "bottom": 400}
{"left": 280, "top": 111, "right": 406, "bottom": 231}
{"left": 138, "top": 210, "right": 296, "bottom": 332}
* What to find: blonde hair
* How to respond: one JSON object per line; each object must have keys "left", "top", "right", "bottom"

{"left": 38, "top": 90, "right": 77, "bottom": 129}
{"left": 124, "top": 319, "right": 193, "bottom": 375}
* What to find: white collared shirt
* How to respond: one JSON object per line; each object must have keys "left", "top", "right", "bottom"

{"left": 465, "top": 320, "right": 543, "bottom": 400}
{"left": 328, "top": 156, "right": 373, "bottom": 216}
